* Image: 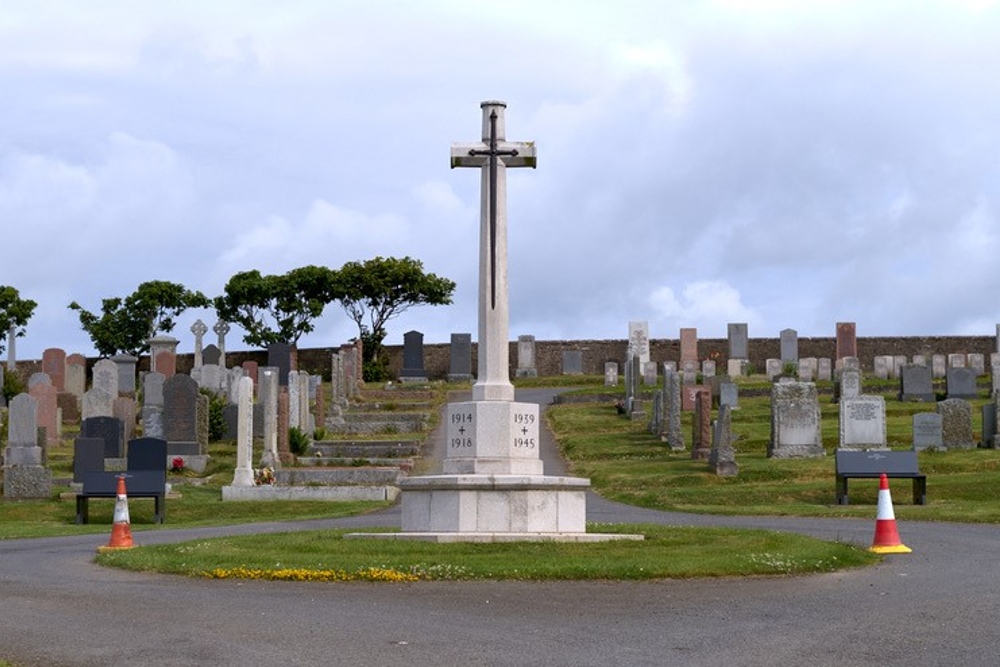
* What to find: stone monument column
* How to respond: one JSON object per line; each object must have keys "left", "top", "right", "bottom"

{"left": 214, "top": 320, "right": 230, "bottom": 369}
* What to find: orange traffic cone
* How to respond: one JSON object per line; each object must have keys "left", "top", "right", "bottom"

{"left": 98, "top": 475, "right": 134, "bottom": 552}
{"left": 870, "top": 473, "right": 911, "bottom": 554}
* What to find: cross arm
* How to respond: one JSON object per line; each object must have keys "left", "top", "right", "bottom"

{"left": 450, "top": 141, "right": 538, "bottom": 169}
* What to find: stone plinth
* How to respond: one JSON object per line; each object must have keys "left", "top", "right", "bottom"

{"left": 444, "top": 401, "right": 543, "bottom": 475}
{"left": 3, "top": 465, "right": 52, "bottom": 499}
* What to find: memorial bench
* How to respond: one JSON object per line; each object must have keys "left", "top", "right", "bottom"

{"left": 75, "top": 471, "right": 167, "bottom": 524}
{"left": 835, "top": 450, "right": 926, "bottom": 505}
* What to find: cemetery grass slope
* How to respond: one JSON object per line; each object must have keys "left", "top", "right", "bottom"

{"left": 549, "top": 377, "right": 1000, "bottom": 522}
{"left": 94, "top": 523, "right": 878, "bottom": 581}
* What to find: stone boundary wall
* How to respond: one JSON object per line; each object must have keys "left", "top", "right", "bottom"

{"left": 13, "top": 336, "right": 997, "bottom": 382}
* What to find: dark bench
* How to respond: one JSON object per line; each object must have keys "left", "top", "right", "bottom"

{"left": 76, "top": 471, "right": 167, "bottom": 524}
{"left": 835, "top": 450, "right": 926, "bottom": 505}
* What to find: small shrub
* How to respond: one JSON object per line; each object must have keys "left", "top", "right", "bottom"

{"left": 200, "top": 389, "right": 228, "bottom": 442}
{"left": 288, "top": 426, "right": 311, "bottom": 456}
{"left": 2, "top": 369, "right": 26, "bottom": 402}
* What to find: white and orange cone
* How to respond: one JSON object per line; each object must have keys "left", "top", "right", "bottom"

{"left": 98, "top": 475, "right": 135, "bottom": 552}
{"left": 870, "top": 473, "right": 911, "bottom": 554}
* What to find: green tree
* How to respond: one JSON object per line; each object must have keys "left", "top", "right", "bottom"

{"left": 0, "top": 286, "right": 37, "bottom": 356}
{"left": 337, "top": 256, "right": 456, "bottom": 381}
{"left": 215, "top": 265, "right": 343, "bottom": 348}
{"left": 69, "top": 280, "right": 211, "bottom": 357}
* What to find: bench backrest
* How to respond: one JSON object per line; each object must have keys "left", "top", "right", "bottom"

{"left": 835, "top": 450, "right": 920, "bottom": 475}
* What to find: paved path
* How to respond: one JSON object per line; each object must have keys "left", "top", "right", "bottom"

{"left": 2, "top": 389, "right": 1000, "bottom": 666}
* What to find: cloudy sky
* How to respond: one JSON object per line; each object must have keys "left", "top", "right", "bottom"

{"left": 3, "top": 0, "right": 1000, "bottom": 360}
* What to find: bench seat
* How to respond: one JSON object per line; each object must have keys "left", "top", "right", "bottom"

{"left": 835, "top": 450, "right": 926, "bottom": 505}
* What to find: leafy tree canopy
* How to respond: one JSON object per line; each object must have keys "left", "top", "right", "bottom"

{"left": 69, "top": 280, "right": 210, "bottom": 357}
{"left": 0, "top": 285, "right": 38, "bottom": 356}
{"left": 338, "top": 256, "right": 456, "bottom": 380}
{"left": 214, "top": 265, "right": 342, "bottom": 348}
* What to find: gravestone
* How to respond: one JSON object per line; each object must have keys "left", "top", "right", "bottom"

{"left": 604, "top": 362, "right": 618, "bottom": 387}
{"left": 259, "top": 367, "right": 280, "bottom": 466}
{"left": 111, "top": 354, "right": 138, "bottom": 396}
{"left": 839, "top": 395, "right": 887, "bottom": 450}
{"left": 515, "top": 335, "right": 537, "bottom": 378}
{"left": 938, "top": 399, "right": 974, "bottom": 449}
{"left": 983, "top": 403, "right": 997, "bottom": 448}
{"left": 267, "top": 342, "right": 294, "bottom": 387}
{"left": 701, "top": 360, "right": 716, "bottom": 379}
{"left": 142, "top": 372, "right": 166, "bottom": 439}
{"left": 287, "top": 370, "right": 302, "bottom": 429}
{"left": 330, "top": 353, "right": 346, "bottom": 405}
{"left": 562, "top": 350, "right": 583, "bottom": 375}
{"left": 765, "top": 358, "right": 781, "bottom": 380}
{"left": 642, "top": 361, "right": 657, "bottom": 385}
{"left": 836, "top": 322, "right": 857, "bottom": 360}
{"left": 912, "top": 413, "right": 944, "bottom": 452}
{"left": 681, "top": 383, "right": 710, "bottom": 411}
{"left": 163, "top": 374, "right": 201, "bottom": 455}
{"left": 719, "top": 382, "right": 739, "bottom": 409}
{"left": 202, "top": 344, "right": 222, "bottom": 367}
{"left": 779, "top": 329, "right": 798, "bottom": 364}
{"left": 817, "top": 358, "right": 832, "bottom": 382}
{"left": 226, "top": 376, "right": 256, "bottom": 489}
{"left": 448, "top": 333, "right": 474, "bottom": 382}
{"left": 190, "top": 319, "right": 208, "bottom": 368}
{"left": 797, "top": 358, "right": 816, "bottom": 382}
{"left": 709, "top": 404, "right": 738, "bottom": 476}
{"left": 680, "top": 328, "right": 698, "bottom": 365}
{"left": 148, "top": 335, "right": 179, "bottom": 377}
{"left": 681, "top": 359, "right": 698, "bottom": 385}
{"left": 839, "top": 368, "right": 861, "bottom": 401}
{"left": 900, "top": 366, "right": 935, "bottom": 402}
{"left": 80, "top": 416, "right": 124, "bottom": 458}
{"left": 948, "top": 353, "right": 966, "bottom": 369}
{"left": 127, "top": 437, "right": 167, "bottom": 471}
{"left": 6, "top": 324, "right": 16, "bottom": 371}
{"left": 769, "top": 382, "right": 824, "bottom": 458}
{"left": 968, "top": 353, "right": 986, "bottom": 377}
{"left": 72, "top": 437, "right": 105, "bottom": 483}
{"left": 892, "top": 356, "right": 907, "bottom": 379}
{"left": 728, "top": 323, "right": 748, "bottom": 360}
{"left": 663, "top": 368, "right": 683, "bottom": 451}
{"left": 42, "top": 348, "right": 67, "bottom": 391}
{"left": 628, "top": 321, "right": 651, "bottom": 365}
{"left": 946, "top": 367, "right": 977, "bottom": 400}
{"left": 65, "top": 354, "right": 87, "bottom": 398}
{"left": 57, "top": 391, "right": 80, "bottom": 425}
{"left": 727, "top": 359, "right": 747, "bottom": 377}
{"left": 213, "top": 320, "right": 230, "bottom": 368}
{"left": 28, "top": 377, "right": 59, "bottom": 446}
{"left": 691, "top": 390, "right": 712, "bottom": 460}
{"left": 931, "top": 355, "right": 947, "bottom": 379}
{"left": 3, "top": 394, "right": 51, "bottom": 498}
{"left": 873, "top": 356, "right": 891, "bottom": 380}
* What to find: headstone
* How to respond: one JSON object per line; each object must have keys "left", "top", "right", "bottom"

{"left": 268, "top": 343, "right": 294, "bottom": 387}
{"left": 141, "top": 372, "right": 166, "bottom": 439}
{"left": 127, "top": 437, "right": 167, "bottom": 471}
{"left": 839, "top": 395, "right": 887, "bottom": 450}
{"left": 681, "top": 383, "right": 710, "bottom": 411}
{"left": 983, "top": 402, "right": 997, "bottom": 448}
{"left": 765, "top": 358, "right": 782, "bottom": 380}
{"left": 642, "top": 361, "right": 657, "bottom": 385}
{"left": 938, "top": 399, "right": 975, "bottom": 450}
{"left": 663, "top": 368, "right": 683, "bottom": 451}
{"left": 297, "top": 371, "right": 311, "bottom": 434}
{"left": 946, "top": 367, "right": 977, "bottom": 400}
{"left": 243, "top": 361, "right": 259, "bottom": 390}
{"left": 65, "top": 354, "right": 87, "bottom": 398}
{"left": 41, "top": 348, "right": 67, "bottom": 391}
{"left": 727, "top": 323, "right": 748, "bottom": 360}
{"left": 679, "top": 328, "right": 698, "bottom": 365}
{"left": 968, "top": 353, "right": 986, "bottom": 377}
{"left": 627, "top": 356, "right": 645, "bottom": 419}
{"left": 912, "top": 354, "right": 927, "bottom": 368}
{"left": 839, "top": 368, "right": 861, "bottom": 400}
{"left": 899, "top": 366, "right": 935, "bottom": 402}
{"left": 891, "top": 356, "right": 908, "bottom": 380}
{"left": 259, "top": 367, "right": 279, "bottom": 467}
{"left": 448, "top": 333, "right": 474, "bottom": 382}
{"left": 5, "top": 324, "right": 15, "bottom": 371}
{"left": 330, "top": 353, "right": 345, "bottom": 405}
{"left": 817, "top": 358, "right": 832, "bottom": 382}
{"left": 691, "top": 390, "right": 712, "bottom": 460}
{"left": 719, "top": 382, "right": 739, "bottom": 409}
{"left": 287, "top": 370, "right": 301, "bottom": 429}
{"left": 80, "top": 416, "right": 124, "bottom": 458}
{"left": 28, "top": 376, "right": 59, "bottom": 446}
{"left": 873, "top": 356, "right": 891, "bottom": 380}
{"left": 148, "top": 335, "right": 179, "bottom": 377}
{"left": 948, "top": 353, "right": 966, "bottom": 369}
{"left": 835, "top": 322, "right": 857, "bottom": 360}
{"left": 701, "top": 360, "right": 716, "bottom": 379}
{"left": 398, "top": 330, "right": 430, "bottom": 383}
{"left": 163, "top": 374, "right": 200, "bottom": 455}
{"left": 562, "top": 350, "right": 583, "bottom": 375}
{"left": 797, "top": 358, "right": 816, "bottom": 382}
{"left": 931, "top": 355, "right": 947, "bottom": 379}
{"left": 213, "top": 320, "right": 230, "bottom": 369}
{"left": 3, "top": 393, "right": 51, "bottom": 498}
{"left": 604, "top": 362, "right": 619, "bottom": 386}
{"left": 72, "top": 437, "right": 105, "bottom": 482}
{"left": 515, "top": 334, "right": 537, "bottom": 378}
{"left": 202, "top": 344, "right": 222, "bottom": 367}
{"left": 768, "top": 382, "right": 824, "bottom": 458}
{"left": 111, "top": 354, "right": 138, "bottom": 396}
{"left": 628, "top": 321, "right": 651, "bottom": 365}
{"left": 709, "top": 404, "right": 738, "bottom": 476}
{"left": 57, "top": 391, "right": 80, "bottom": 425}
{"left": 727, "top": 359, "right": 747, "bottom": 377}
{"left": 779, "top": 329, "right": 798, "bottom": 365}
{"left": 190, "top": 319, "right": 208, "bottom": 368}
{"left": 229, "top": 376, "right": 256, "bottom": 487}
{"left": 912, "top": 413, "right": 944, "bottom": 452}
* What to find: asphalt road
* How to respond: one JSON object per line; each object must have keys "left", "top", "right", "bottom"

{"left": 2, "top": 389, "right": 999, "bottom": 666}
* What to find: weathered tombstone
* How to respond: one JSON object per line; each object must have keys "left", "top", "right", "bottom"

{"left": 227, "top": 376, "right": 256, "bottom": 488}
{"left": 701, "top": 360, "right": 716, "bottom": 379}
{"left": 719, "top": 382, "right": 739, "bottom": 409}
{"left": 65, "top": 354, "right": 89, "bottom": 390}
{"left": 604, "top": 362, "right": 619, "bottom": 387}
{"left": 983, "top": 403, "right": 997, "bottom": 448}
{"left": 562, "top": 350, "right": 583, "bottom": 375}
{"left": 948, "top": 353, "right": 966, "bottom": 369}
{"left": 946, "top": 367, "right": 977, "bottom": 400}
{"left": 727, "top": 359, "right": 747, "bottom": 377}
{"left": 80, "top": 416, "right": 124, "bottom": 458}
{"left": 72, "top": 437, "right": 105, "bottom": 482}
{"left": 938, "top": 399, "right": 975, "bottom": 449}
{"left": 57, "top": 391, "right": 80, "bottom": 425}
{"left": 765, "top": 358, "right": 782, "bottom": 380}
{"left": 900, "top": 366, "right": 935, "bottom": 402}
{"left": 912, "top": 413, "right": 944, "bottom": 452}
{"left": 838, "top": 368, "right": 861, "bottom": 401}
{"left": 41, "top": 348, "right": 67, "bottom": 391}
{"left": 709, "top": 404, "right": 738, "bottom": 476}
{"left": 679, "top": 327, "right": 698, "bottom": 365}
{"left": 515, "top": 334, "right": 537, "bottom": 378}
{"left": 681, "top": 359, "right": 698, "bottom": 385}
{"left": 891, "top": 356, "right": 907, "bottom": 380}
{"left": 202, "top": 344, "right": 222, "bottom": 367}
{"left": 112, "top": 354, "right": 138, "bottom": 397}
{"left": 663, "top": 367, "right": 683, "bottom": 451}
{"left": 728, "top": 323, "right": 748, "bottom": 361}
{"left": 839, "top": 395, "right": 887, "bottom": 450}
{"left": 297, "top": 371, "right": 312, "bottom": 434}
{"left": 148, "top": 335, "right": 179, "bottom": 377}
{"left": 28, "top": 376, "right": 59, "bottom": 446}
{"left": 835, "top": 322, "right": 857, "bottom": 360}
{"left": 912, "top": 354, "right": 927, "bottom": 368}
{"left": 817, "top": 358, "right": 833, "bottom": 382}
{"left": 681, "top": 383, "right": 710, "bottom": 411}
{"left": 243, "top": 361, "right": 259, "bottom": 390}
{"left": 3, "top": 394, "right": 51, "bottom": 498}
{"left": 163, "top": 374, "right": 200, "bottom": 455}
{"left": 627, "top": 356, "right": 645, "bottom": 419}
{"left": 267, "top": 342, "right": 294, "bottom": 387}
{"left": 5, "top": 324, "right": 15, "bottom": 371}
{"left": 663, "top": 361, "right": 677, "bottom": 373}
{"left": 141, "top": 372, "right": 166, "bottom": 439}
{"left": 968, "top": 353, "right": 986, "bottom": 377}
{"left": 448, "top": 333, "right": 474, "bottom": 382}
{"left": 691, "top": 390, "right": 712, "bottom": 460}
{"left": 330, "top": 353, "right": 345, "bottom": 405}
{"left": 190, "top": 319, "right": 208, "bottom": 368}
{"left": 287, "top": 370, "right": 301, "bottom": 429}
{"left": 113, "top": 396, "right": 137, "bottom": 444}
{"left": 198, "top": 363, "right": 224, "bottom": 395}
{"left": 628, "top": 321, "right": 650, "bottom": 366}
{"left": 931, "top": 355, "right": 947, "bottom": 379}
{"left": 259, "top": 367, "right": 279, "bottom": 466}
{"left": 769, "top": 382, "right": 824, "bottom": 458}
{"left": 642, "top": 361, "right": 657, "bottom": 385}
{"left": 797, "top": 358, "right": 816, "bottom": 382}
{"left": 873, "top": 356, "right": 891, "bottom": 380}
{"left": 779, "top": 329, "right": 798, "bottom": 364}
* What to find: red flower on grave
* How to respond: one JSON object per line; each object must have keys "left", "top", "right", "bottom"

{"left": 171, "top": 457, "right": 185, "bottom": 472}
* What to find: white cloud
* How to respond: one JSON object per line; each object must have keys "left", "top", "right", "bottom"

{"left": 649, "top": 281, "right": 759, "bottom": 337}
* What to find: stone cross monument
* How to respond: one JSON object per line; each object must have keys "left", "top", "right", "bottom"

{"left": 354, "top": 101, "right": 640, "bottom": 543}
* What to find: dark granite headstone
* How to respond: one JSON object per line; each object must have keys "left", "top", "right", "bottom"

{"left": 727, "top": 323, "right": 748, "bottom": 360}
{"left": 946, "top": 367, "right": 977, "bottom": 400}
{"left": 163, "top": 374, "right": 200, "bottom": 454}
{"left": 267, "top": 342, "right": 293, "bottom": 386}
{"left": 448, "top": 333, "right": 473, "bottom": 382}
{"left": 72, "top": 437, "right": 106, "bottom": 483}
{"left": 562, "top": 350, "right": 583, "bottom": 375}
{"left": 400, "top": 330, "right": 427, "bottom": 380}
{"left": 202, "top": 344, "right": 222, "bottom": 366}
{"left": 80, "top": 416, "right": 124, "bottom": 458}
{"left": 127, "top": 437, "right": 167, "bottom": 471}
{"left": 900, "top": 366, "right": 935, "bottom": 402}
